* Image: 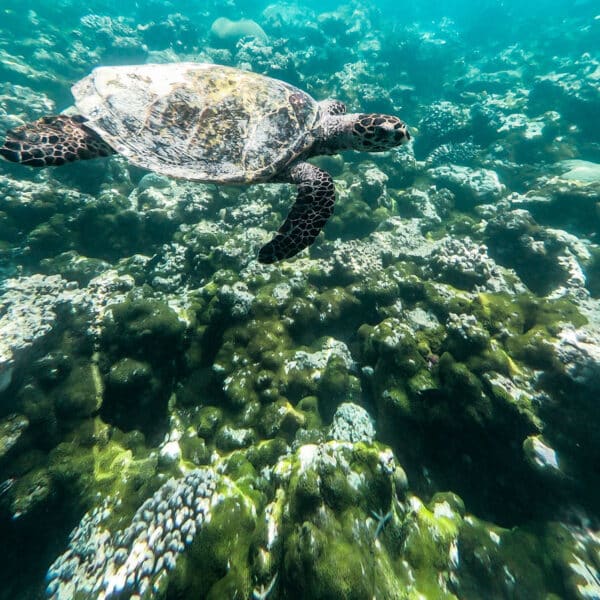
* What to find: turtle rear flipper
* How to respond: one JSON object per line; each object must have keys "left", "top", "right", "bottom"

{"left": 0, "top": 115, "right": 114, "bottom": 167}
{"left": 258, "top": 162, "right": 335, "bottom": 263}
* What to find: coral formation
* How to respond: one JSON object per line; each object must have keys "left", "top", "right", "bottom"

{"left": 0, "top": 0, "right": 599, "bottom": 598}
{"left": 210, "top": 17, "right": 268, "bottom": 45}
{"left": 46, "top": 468, "right": 218, "bottom": 600}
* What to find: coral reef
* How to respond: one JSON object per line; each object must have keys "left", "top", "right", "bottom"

{"left": 43, "top": 439, "right": 600, "bottom": 599}
{"left": 0, "top": 1, "right": 599, "bottom": 598}
{"left": 46, "top": 468, "right": 218, "bottom": 600}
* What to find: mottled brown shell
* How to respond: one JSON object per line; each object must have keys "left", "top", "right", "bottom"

{"left": 72, "top": 63, "right": 319, "bottom": 182}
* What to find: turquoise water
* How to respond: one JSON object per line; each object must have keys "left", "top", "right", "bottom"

{"left": 0, "top": 1, "right": 599, "bottom": 599}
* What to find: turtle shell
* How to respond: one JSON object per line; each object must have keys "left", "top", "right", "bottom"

{"left": 72, "top": 62, "right": 319, "bottom": 183}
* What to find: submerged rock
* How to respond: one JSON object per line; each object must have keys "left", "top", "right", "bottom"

{"left": 0, "top": 413, "right": 28, "bottom": 460}
{"left": 427, "top": 236, "right": 498, "bottom": 290}
{"left": 523, "top": 435, "right": 564, "bottom": 479}
{"left": 554, "top": 325, "right": 600, "bottom": 392}
{"left": 428, "top": 164, "right": 505, "bottom": 207}
{"left": 0, "top": 275, "right": 75, "bottom": 392}
{"left": 328, "top": 402, "right": 375, "bottom": 443}
{"left": 556, "top": 159, "right": 600, "bottom": 185}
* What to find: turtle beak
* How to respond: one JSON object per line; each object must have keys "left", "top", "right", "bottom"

{"left": 381, "top": 117, "right": 410, "bottom": 147}
{"left": 391, "top": 119, "right": 410, "bottom": 145}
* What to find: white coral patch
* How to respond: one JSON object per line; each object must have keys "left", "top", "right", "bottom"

{"left": 433, "top": 501, "right": 456, "bottom": 520}
{"left": 409, "top": 496, "right": 423, "bottom": 512}
{"left": 569, "top": 555, "right": 600, "bottom": 599}
{"left": 160, "top": 441, "right": 182, "bottom": 463}
{"left": 297, "top": 444, "right": 320, "bottom": 474}
{"left": 531, "top": 437, "right": 559, "bottom": 470}
{"left": 285, "top": 338, "right": 355, "bottom": 375}
{"left": 449, "top": 540, "right": 459, "bottom": 568}
{"left": 264, "top": 503, "right": 280, "bottom": 549}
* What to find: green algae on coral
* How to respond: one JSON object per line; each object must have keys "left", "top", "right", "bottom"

{"left": 47, "top": 418, "right": 159, "bottom": 517}
{"left": 9, "top": 467, "right": 52, "bottom": 518}
{"left": 53, "top": 363, "right": 103, "bottom": 419}
{"left": 103, "top": 296, "right": 187, "bottom": 362}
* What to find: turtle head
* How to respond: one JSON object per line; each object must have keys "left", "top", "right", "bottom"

{"left": 350, "top": 113, "right": 410, "bottom": 152}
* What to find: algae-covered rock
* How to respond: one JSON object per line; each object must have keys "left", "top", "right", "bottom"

{"left": 107, "top": 357, "right": 153, "bottom": 390}
{"left": 53, "top": 363, "right": 103, "bottom": 419}
{"left": 99, "top": 297, "right": 187, "bottom": 434}
{"left": 47, "top": 422, "right": 158, "bottom": 512}
{"left": 45, "top": 441, "right": 406, "bottom": 599}
{"left": 485, "top": 210, "right": 572, "bottom": 295}
{"left": 0, "top": 413, "right": 28, "bottom": 460}
{"left": 9, "top": 467, "right": 52, "bottom": 519}
{"left": 43, "top": 431, "right": 600, "bottom": 600}
{"left": 102, "top": 297, "right": 187, "bottom": 363}
{"left": 359, "top": 318, "right": 427, "bottom": 377}
{"left": 456, "top": 514, "right": 600, "bottom": 599}
{"left": 437, "top": 352, "right": 492, "bottom": 424}
{"left": 260, "top": 400, "right": 305, "bottom": 439}
{"left": 215, "top": 425, "right": 256, "bottom": 451}
{"left": 32, "top": 351, "right": 73, "bottom": 388}
{"left": 192, "top": 406, "right": 224, "bottom": 440}
{"left": 443, "top": 312, "right": 491, "bottom": 359}
{"left": 102, "top": 357, "right": 162, "bottom": 433}
{"left": 285, "top": 337, "right": 361, "bottom": 419}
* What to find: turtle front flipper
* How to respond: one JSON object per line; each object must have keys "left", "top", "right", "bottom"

{"left": 258, "top": 162, "right": 335, "bottom": 264}
{"left": 0, "top": 115, "right": 114, "bottom": 167}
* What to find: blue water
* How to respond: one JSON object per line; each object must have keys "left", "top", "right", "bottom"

{"left": 0, "top": 1, "right": 599, "bottom": 599}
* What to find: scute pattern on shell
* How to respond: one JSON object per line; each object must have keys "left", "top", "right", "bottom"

{"left": 72, "top": 63, "right": 319, "bottom": 183}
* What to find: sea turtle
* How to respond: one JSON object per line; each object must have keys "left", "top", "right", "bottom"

{"left": 0, "top": 62, "right": 410, "bottom": 263}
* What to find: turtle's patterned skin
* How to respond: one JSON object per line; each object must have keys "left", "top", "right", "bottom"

{"left": 0, "top": 63, "right": 410, "bottom": 263}
{"left": 0, "top": 115, "right": 113, "bottom": 167}
{"left": 260, "top": 162, "right": 335, "bottom": 263}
